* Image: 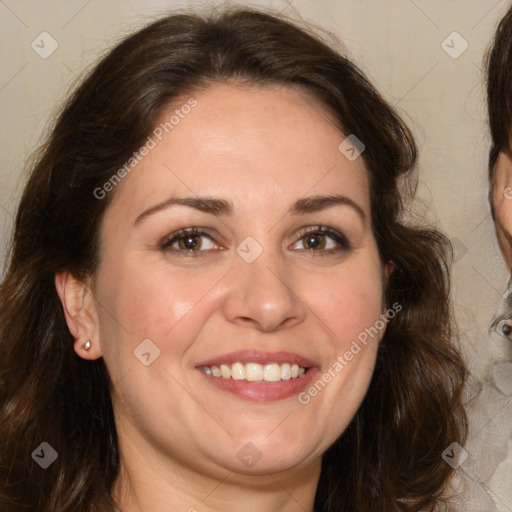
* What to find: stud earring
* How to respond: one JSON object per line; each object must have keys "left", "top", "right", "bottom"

{"left": 83, "top": 340, "right": 91, "bottom": 351}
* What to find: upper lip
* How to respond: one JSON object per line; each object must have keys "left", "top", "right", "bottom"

{"left": 195, "top": 350, "right": 317, "bottom": 368}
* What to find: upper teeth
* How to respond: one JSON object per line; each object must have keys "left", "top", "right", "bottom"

{"left": 201, "top": 362, "right": 306, "bottom": 382}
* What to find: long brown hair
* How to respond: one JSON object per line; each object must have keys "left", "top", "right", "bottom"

{"left": 0, "top": 7, "right": 466, "bottom": 511}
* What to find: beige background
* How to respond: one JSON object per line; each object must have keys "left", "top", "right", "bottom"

{"left": 0, "top": 0, "right": 510, "bottom": 508}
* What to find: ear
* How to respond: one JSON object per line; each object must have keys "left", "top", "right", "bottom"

{"left": 55, "top": 271, "right": 102, "bottom": 360}
{"left": 380, "top": 260, "right": 396, "bottom": 317}
{"left": 384, "top": 260, "right": 395, "bottom": 279}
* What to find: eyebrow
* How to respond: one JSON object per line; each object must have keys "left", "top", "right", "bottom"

{"left": 134, "top": 194, "right": 366, "bottom": 225}
{"left": 290, "top": 195, "right": 366, "bottom": 222}
{"left": 135, "top": 197, "right": 232, "bottom": 225}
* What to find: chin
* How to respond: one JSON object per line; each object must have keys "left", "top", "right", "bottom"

{"left": 213, "top": 431, "right": 322, "bottom": 477}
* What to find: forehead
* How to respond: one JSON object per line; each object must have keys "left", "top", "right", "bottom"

{"left": 107, "top": 83, "right": 371, "bottom": 217}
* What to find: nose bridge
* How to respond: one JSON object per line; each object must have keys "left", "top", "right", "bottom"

{"left": 223, "top": 240, "right": 304, "bottom": 331}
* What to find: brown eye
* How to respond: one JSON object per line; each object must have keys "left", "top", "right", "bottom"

{"left": 178, "top": 234, "right": 203, "bottom": 250}
{"left": 291, "top": 227, "right": 350, "bottom": 252}
{"left": 161, "top": 229, "right": 217, "bottom": 253}
{"left": 303, "top": 233, "right": 327, "bottom": 250}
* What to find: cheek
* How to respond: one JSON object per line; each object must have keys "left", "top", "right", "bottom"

{"left": 496, "top": 205, "right": 512, "bottom": 232}
{"left": 492, "top": 186, "right": 512, "bottom": 268}
{"left": 294, "top": 260, "right": 385, "bottom": 445}
{"left": 93, "top": 256, "right": 229, "bottom": 365}
{"left": 304, "top": 260, "right": 385, "bottom": 348}
{"left": 93, "top": 258, "right": 231, "bottom": 425}
{"left": 493, "top": 157, "right": 512, "bottom": 231}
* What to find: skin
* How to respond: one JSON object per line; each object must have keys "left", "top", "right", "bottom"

{"left": 56, "top": 83, "right": 391, "bottom": 512}
{"left": 492, "top": 148, "right": 512, "bottom": 270}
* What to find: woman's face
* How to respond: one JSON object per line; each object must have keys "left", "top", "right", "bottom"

{"left": 85, "top": 84, "right": 388, "bottom": 479}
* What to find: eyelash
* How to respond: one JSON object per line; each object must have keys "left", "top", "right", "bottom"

{"left": 295, "top": 225, "right": 351, "bottom": 253}
{"left": 160, "top": 225, "right": 351, "bottom": 256}
{"left": 160, "top": 228, "right": 217, "bottom": 257}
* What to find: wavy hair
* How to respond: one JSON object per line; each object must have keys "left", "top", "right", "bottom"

{"left": 0, "top": 7, "right": 466, "bottom": 511}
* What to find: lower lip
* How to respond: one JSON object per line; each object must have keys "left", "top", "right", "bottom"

{"left": 198, "top": 368, "right": 319, "bottom": 402}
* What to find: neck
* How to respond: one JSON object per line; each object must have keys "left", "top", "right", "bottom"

{"left": 111, "top": 440, "right": 321, "bottom": 512}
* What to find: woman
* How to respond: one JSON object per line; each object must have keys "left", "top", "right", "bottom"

{"left": 0, "top": 8, "right": 466, "bottom": 511}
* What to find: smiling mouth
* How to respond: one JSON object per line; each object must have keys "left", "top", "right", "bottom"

{"left": 200, "top": 362, "right": 308, "bottom": 382}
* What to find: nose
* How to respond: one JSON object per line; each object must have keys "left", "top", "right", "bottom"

{"left": 221, "top": 251, "right": 306, "bottom": 332}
